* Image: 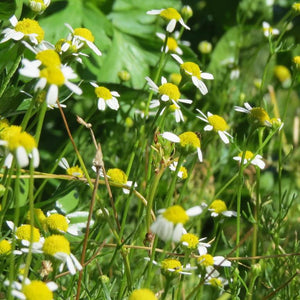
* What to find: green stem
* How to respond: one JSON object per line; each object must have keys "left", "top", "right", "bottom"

{"left": 161, "top": 277, "right": 171, "bottom": 300}
{"left": 34, "top": 101, "right": 47, "bottom": 145}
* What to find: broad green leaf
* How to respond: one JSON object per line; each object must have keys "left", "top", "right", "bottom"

{"left": 0, "top": 0, "right": 16, "bottom": 19}
{"left": 9, "top": 178, "right": 29, "bottom": 208}
{"left": 55, "top": 189, "right": 80, "bottom": 214}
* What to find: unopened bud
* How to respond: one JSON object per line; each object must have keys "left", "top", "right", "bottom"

{"left": 181, "top": 5, "right": 193, "bottom": 20}
{"left": 118, "top": 70, "right": 131, "bottom": 82}
{"left": 198, "top": 41, "right": 212, "bottom": 54}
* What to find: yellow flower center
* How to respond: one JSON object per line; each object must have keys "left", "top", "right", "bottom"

{"left": 161, "top": 258, "right": 182, "bottom": 272}
{"left": 42, "top": 235, "right": 71, "bottom": 256}
{"left": 158, "top": 83, "right": 180, "bottom": 101}
{"left": 179, "top": 166, "right": 188, "bottom": 179}
{"left": 0, "top": 240, "right": 12, "bottom": 255}
{"left": 73, "top": 28, "right": 95, "bottom": 42}
{"left": 15, "top": 18, "right": 44, "bottom": 43}
{"left": 274, "top": 65, "right": 291, "bottom": 82}
{"left": 198, "top": 254, "right": 214, "bottom": 267}
{"left": 292, "top": 3, "right": 300, "bottom": 12}
{"left": 26, "top": 208, "right": 46, "bottom": 225}
{"left": 0, "top": 119, "right": 9, "bottom": 131}
{"left": 180, "top": 233, "right": 199, "bottom": 249}
{"left": 209, "top": 200, "right": 228, "bottom": 214}
{"left": 293, "top": 56, "right": 300, "bottom": 67}
{"left": 207, "top": 114, "right": 229, "bottom": 131}
{"left": 0, "top": 125, "right": 21, "bottom": 150}
{"left": 163, "top": 205, "right": 189, "bottom": 224}
{"left": 107, "top": 168, "right": 128, "bottom": 185}
{"left": 129, "top": 289, "right": 158, "bottom": 300}
{"left": 36, "top": 50, "right": 61, "bottom": 68}
{"left": 249, "top": 107, "right": 271, "bottom": 126}
{"left": 209, "top": 278, "right": 223, "bottom": 288}
{"left": 66, "top": 166, "right": 83, "bottom": 177}
{"left": 160, "top": 8, "right": 181, "bottom": 21}
{"left": 95, "top": 86, "right": 112, "bottom": 100}
{"left": 169, "top": 73, "right": 182, "bottom": 85}
{"left": 40, "top": 67, "right": 65, "bottom": 85}
{"left": 55, "top": 39, "right": 77, "bottom": 53}
{"left": 167, "top": 37, "right": 178, "bottom": 52}
{"left": 19, "top": 132, "right": 37, "bottom": 152}
{"left": 45, "top": 214, "right": 69, "bottom": 233}
{"left": 15, "top": 225, "right": 40, "bottom": 242}
{"left": 22, "top": 280, "right": 53, "bottom": 300}
{"left": 169, "top": 104, "right": 179, "bottom": 112}
{"left": 238, "top": 150, "right": 254, "bottom": 160}
{"left": 180, "top": 62, "right": 201, "bottom": 79}
{"left": 178, "top": 132, "right": 200, "bottom": 149}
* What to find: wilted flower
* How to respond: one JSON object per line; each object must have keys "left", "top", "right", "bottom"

{"left": 29, "top": 0, "right": 51, "bottom": 14}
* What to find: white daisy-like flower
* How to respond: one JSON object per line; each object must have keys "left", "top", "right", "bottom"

{"left": 208, "top": 200, "right": 237, "bottom": 218}
{"left": 58, "top": 157, "right": 84, "bottom": 177}
{"left": 169, "top": 161, "right": 188, "bottom": 179}
{"left": 97, "top": 168, "right": 137, "bottom": 194}
{"left": 156, "top": 32, "right": 183, "bottom": 55}
{"left": 0, "top": 15, "right": 44, "bottom": 45}
{"left": 19, "top": 59, "right": 82, "bottom": 106}
{"left": 90, "top": 82, "right": 120, "bottom": 111}
{"left": 262, "top": 21, "right": 280, "bottom": 37}
{"left": 196, "top": 109, "right": 232, "bottom": 144}
{"left": 204, "top": 275, "right": 229, "bottom": 289}
{"left": 0, "top": 125, "right": 40, "bottom": 168}
{"left": 150, "top": 102, "right": 185, "bottom": 123}
{"left": 197, "top": 253, "right": 231, "bottom": 270}
{"left": 146, "top": 76, "right": 192, "bottom": 107}
{"left": 233, "top": 150, "right": 265, "bottom": 169}
{"left": 161, "top": 131, "right": 203, "bottom": 162}
{"left": 234, "top": 102, "right": 272, "bottom": 127}
{"left": 64, "top": 23, "right": 102, "bottom": 56}
{"left": 29, "top": 0, "right": 51, "bottom": 14}
{"left": 147, "top": 7, "right": 190, "bottom": 33}
{"left": 7, "top": 277, "right": 57, "bottom": 300}
{"left": 145, "top": 257, "right": 193, "bottom": 276}
{"left": 180, "top": 230, "right": 211, "bottom": 255}
{"left": 171, "top": 54, "right": 214, "bottom": 95}
{"left": 41, "top": 234, "right": 82, "bottom": 275}
{"left": 150, "top": 205, "right": 204, "bottom": 242}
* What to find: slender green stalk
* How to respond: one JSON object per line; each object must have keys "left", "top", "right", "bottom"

{"left": 34, "top": 101, "right": 47, "bottom": 144}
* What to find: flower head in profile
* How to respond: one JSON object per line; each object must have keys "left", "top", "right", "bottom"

{"left": 8, "top": 277, "right": 57, "bottom": 300}
{"left": 0, "top": 125, "right": 39, "bottom": 168}
{"left": 129, "top": 288, "right": 158, "bottom": 300}
{"left": 150, "top": 205, "right": 204, "bottom": 242}
{"left": 274, "top": 65, "right": 291, "bottom": 87}
{"left": 209, "top": 200, "right": 237, "bottom": 218}
{"left": 197, "top": 253, "right": 231, "bottom": 270}
{"left": 233, "top": 150, "right": 265, "bottom": 169}
{"left": 58, "top": 157, "right": 83, "bottom": 177}
{"left": 19, "top": 58, "right": 82, "bottom": 107}
{"left": 169, "top": 161, "right": 188, "bottom": 179}
{"left": 156, "top": 32, "right": 183, "bottom": 55}
{"left": 64, "top": 23, "right": 102, "bottom": 56}
{"left": 90, "top": 82, "right": 120, "bottom": 111}
{"left": 0, "top": 16, "right": 44, "bottom": 45}
{"left": 293, "top": 55, "right": 300, "bottom": 68}
{"left": 234, "top": 102, "right": 271, "bottom": 127}
{"left": 180, "top": 232, "right": 211, "bottom": 255}
{"left": 292, "top": 3, "right": 300, "bottom": 13}
{"left": 161, "top": 131, "right": 203, "bottom": 162}
{"left": 42, "top": 234, "right": 82, "bottom": 275}
{"left": 147, "top": 8, "right": 190, "bottom": 33}
{"left": 196, "top": 109, "right": 232, "bottom": 144}
{"left": 29, "top": 0, "right": 51, "bottom": 14}
{"left": 0, "top": 239, "right": 12, "bottom": 256}
{"left": 172, "top": 54, "right": 214, "bottom": 95}
{"left": 262, "top": 21, "right": 279, "bottom": 37}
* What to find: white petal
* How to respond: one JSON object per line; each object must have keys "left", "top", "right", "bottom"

{"left": 111, "top": 91, "right": 120, "bottom": 97}
{"left": 161, "top": 76, "right": 167, "bottom": 84}
{"left": 218, "top": 131, "right": 230, "bottom": 144}
{"left": 16, "top": 146, "right": 29, "bottom": 167}
{"left": 86, "top": 40, "right": 102, "bottom": 56}
{"left": 244, "top": 102, "right": 252, "bottom": 110}
{"left": 201, "top": 72, "right": 214, "bottom": 80}
{"left": 46, "top": 85, "right": 58, "bottom": 106}
{"left": 98, "top": 98, "right": 106, "bottom": 110}
{"left": 186, "top": 206, "right": 203, "bottom": 216}
{"left": 161, "top": 132, "right": 180, "bottom": 143}
{"left": 172, "top": 223, "right": 184, "bottom": 242}
{"left": 46, "top": 282, "right": 58, "bottom": 291}
{"left": 145, "top": 76, "right": 158, "bottom": 91}
{"left": 178, "top": 99, "right": 192, "bottom": 104}
{"left": 31, "top": 148, "right": 39, "bottom": 168}
{"left": 6, "top": 221, "right": 15, "bottom": 231}
{"left": 106, "top": 98, "right": 119, "bottom": 111}
{"left": 58, "top": 157, "right": 69, "bottom": 169}
{"left": 70, "top": 253, "right": 82, "bottom": 271}
{"left": 171, "top": 53, "right": 183, "bottom": 64}
{"left": 214, "top": 256, "right": 231, "bottom": 267}
{"left": 65, "top": 255, "right": 76, "bottom": 275}
{"left": 146, "top": 9, "right": 163, "bottom": 15}
{"left": 64, "top": 23, "right": 74, "bottom": 33}
{"left": 4, "top": 153, "right": 14, "bottom": 168}
{"left": 90, "top": 82, "right": 99, "bottom": 88}
{"left": 204, "top": 125, "right": 213, "bottom": 131}
{"left": 197, "top": 148, "right": 203, "bottom": 162}
{"left": 10, "top": 15, "right": 18, "bottom": 27}
{"left": 179, "top": 18, "right": 190, "bottom": 30}
{"left": 166, "top": 19, "right": 176, "bottom": 32}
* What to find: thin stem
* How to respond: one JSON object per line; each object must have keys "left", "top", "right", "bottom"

{"left": 34, "top": 101, "right": 47, "bottom": 145}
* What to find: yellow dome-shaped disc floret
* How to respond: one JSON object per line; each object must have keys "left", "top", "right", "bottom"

{"left": 163, "top": 205, "right": 189, "bottom": 224}
{"left": 15, "top": 18, "right": 45, "bottom": 43}
{"left": 36, "top": 50, "right": 61, "bottom": 68}
{"left": 26, "top": 208, "right": 46, "bottom": 225}
{"left": 22, "top": 280, "right": 53, "bottom": 300}
{"left": 95, "top": 86, "right": 112, "bottom": 100}
{"left": 209, "top": 200, "right": 228, "bottom": 214}
{"left": 107, "top": 168, "right": 128, "bottom": 185}
{"left": 180, "top": 233, "right": 199, "bottom": 249}
{"left": 209, "top": 277, "right": 223, "bottom": 288}
{"left": 198, "top": 254, "right": 214, "bottom": 267}
{"left": 0, "top": 239, "right": 12, "bottom": 255}
{"left": 249, "top": 107, "right": 271, "bottom": 127}
{"left": 73, "top": 28, "right": 95, "bottom": 42}
{"left": 40, "top": 67, "right": 65, "bottom": 86}
{"left": 161, "top": 258, "right": 183, "bottom": 277}
{"left": 207, "top": 114, "right": 229, "bottom": 132}
{"left": 178, "top": 131, "right": 200, "bottom": 151}
{"left": 15, "top": 224, "right": 41, "bottom": 242}
{"left": 45, "top": 214, "right": 69, "bottom": 233}
{"left": 158, "top": 83, "right": 180, "bottom": 101}
{"left": 42, "top": 235, "right": 71, "bottom": 256}
{"left": 160, "top": 8, "right": 181, "bottom": 21}
{"left": 129, "top": 289, "right": 158, "bottom": 300}
{"left": 180, "top": 62, "right": 201, "bottom": 79}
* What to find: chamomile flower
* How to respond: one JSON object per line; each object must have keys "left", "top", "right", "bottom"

{"left": 293, "top": 55, "right": 300, "bottom": 68}
{"left": 147, "top": 8, "right": 190, "bottom": 33}
{"left": 169, "top": 161, "right": 188, "bottom": 179}
{"left": 156, "top": 32, "right": 183, "bottom": 55}
{"left": 292, "top": 2, "right": 300, "bottom": 13}
{"left": 29, "top": 0, "right": 51, "bottom": 14}
{"left": 9, "top": 277, "right": 58, "bottom": 300}
{"left": 150, "top": 205, "right": 204, "bottom": 242}
{"left": 64, "top": 23, "right": 102, "bottom": 56}
{"left": 58, "top": 157, "right": 83, "bottom": 177}
{"left": 0, "top": 239, "right": 12, "bottom": 255}
{"left": 233, "top": 150, "right": 265, "bottom": 169}
{"left": 161, "top": 131, "right": 203, "bottom": 162}
{"left": 99, "top": 168, "right": 137, "bottom": 194}
{"left": 208, "top": 200, "right": 237, "bottom": 218}
{"left": 90, "top": 82, "right": 120, "bottom": 111}
{"left": 274, "top": 65, "right": 291, "bottom": 87}
{"left": 42, "top": 234, "right": 82, "bottom": 275}
{"left": 146, "top": 76, "right": 192, "bottom": 107}
{"left": 19, "top": 59, "right": 82, "bottom": 106}
{"left": 171, "top": 54, "right": 214, "bottom": 95}
{"left": 203, "top": 271, "right": 229, "bottom": 289}
{"left": 0, "top": 125, "right": 40, "bottom": 168}
{"left": 262, "top": 21, "right": 279, "bottom": 37}
{"left": 197, "top": 253, "right": 231, "bottom": 269}
{"left": 196, "top": 110, "right": 232, "bottom": 144}
{"left": 145, "top": 257, "right": 192, "bottom": 278}
{"left": 0, "top": 15, "right": 44, "bottom": 45}
{"left": 180, "top": 231, "right": 211, "bottom": 255}
{"left": 129, "top": 289, "right": 158, "bottom": 300}
{"left": 234, "top": 102, "right": 271, "bottom": 127}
